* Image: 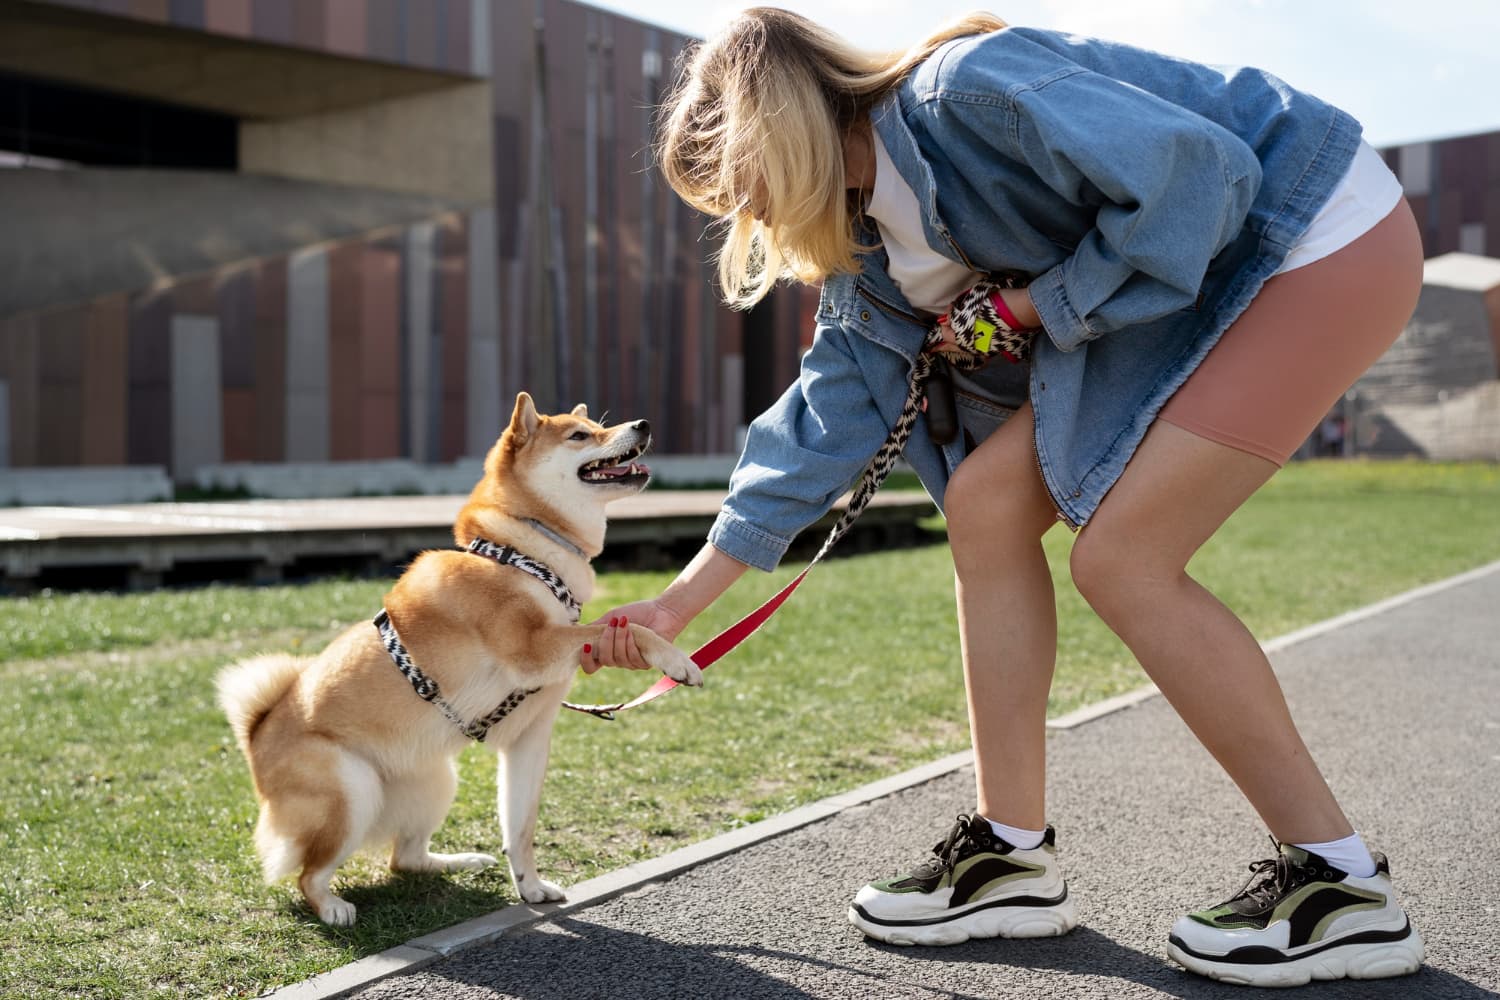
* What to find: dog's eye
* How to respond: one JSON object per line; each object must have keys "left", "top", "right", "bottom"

{"left": 568, "top": 431, "right": 589, "bottom": 441}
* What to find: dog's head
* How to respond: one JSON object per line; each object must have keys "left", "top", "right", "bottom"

{"left": 502, "top": 390, "right": 650, "bottom": 490}
{"left": 458, "top": 393, "right": 653, "bottom": 552}
{"left": 479, "top": 390, "right": 651, "bottom": 506}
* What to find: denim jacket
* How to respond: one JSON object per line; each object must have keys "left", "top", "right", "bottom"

{"left": 710, "top": 27, "right": 1363, "bottom": 571}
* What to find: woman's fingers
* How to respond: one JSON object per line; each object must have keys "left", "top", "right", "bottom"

{"left": 612, "top": 617, "right": 651, "bottom": 671}
{"left": 595, "top": 616, "right": 649, "bottom": 671}
{"left": 578, "top": 631, "right": 605, "bottom": 672}
{"left": 619, "top": 622, "right": 650, "bottom": 671}
{"left": 576, "top": 609, "right": 667, "bottom": 673}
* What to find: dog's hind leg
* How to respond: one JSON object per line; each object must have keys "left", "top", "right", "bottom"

{"left": 496, "top": 698, "right": 566, "bottom": 903}
{"left": 388, "top": 760, "right": 499, "bottom": 873}
{"left": 269, "top": 743, "right": 381, "bottom": 926}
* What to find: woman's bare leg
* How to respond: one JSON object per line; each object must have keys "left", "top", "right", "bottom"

{"left": 1068, "top": 422, "right": 1351, "bottom": 842}
{"left": 847, "top": 400, "right": 1079, "bottom": 945}
{"left": 1067, "top": 203, "right": 1423, "bottom": 842}
{"left": 944, "top": 401, "right": 1066, "bottom": 829}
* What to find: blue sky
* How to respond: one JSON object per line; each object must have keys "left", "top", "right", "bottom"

{"left": 582, "top": 0, "right": 1500, "bottom": 147}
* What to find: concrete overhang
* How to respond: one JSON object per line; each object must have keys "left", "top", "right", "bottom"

{"left": 0, "top": 0, "right": 475, "bottom": 121}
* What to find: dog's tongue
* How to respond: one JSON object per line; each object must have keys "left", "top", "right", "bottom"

{"left": 598, "top": 461, "right": 649, "bottom": 478}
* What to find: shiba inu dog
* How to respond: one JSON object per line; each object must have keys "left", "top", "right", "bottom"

{"left": 217, "top": 393, "right": 702, "bottom": 925}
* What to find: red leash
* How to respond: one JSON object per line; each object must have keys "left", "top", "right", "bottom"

{"left": 561, "top": 565, "right": 814, "bottom": 720}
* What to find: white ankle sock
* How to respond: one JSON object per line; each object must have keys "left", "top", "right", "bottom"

{"left": 1293, "top": 832, "right": 1376, "bottom": 878}
{"left": 984, "top": 817, "right": 1045, "bottom": 850}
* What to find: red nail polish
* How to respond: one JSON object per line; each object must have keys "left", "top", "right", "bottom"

{"left": 583, "top": 644, "right": 592, "bottom": 654}
{"left": 609, "top": 617, "right": 617, "bottom": 627}
{"left": 620, "top": 616, "right": 627, "bottom": 626}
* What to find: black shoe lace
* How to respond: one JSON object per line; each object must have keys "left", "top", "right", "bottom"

{"left": 922, "top": 813, "right": 988, "bottom": 876}
{"left": 1232, "top": 836, "right": 1307, "bottom": 908}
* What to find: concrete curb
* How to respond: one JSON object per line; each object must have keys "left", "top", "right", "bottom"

{"left": 262, "top": 559, "right": 1500, "bottom": 999}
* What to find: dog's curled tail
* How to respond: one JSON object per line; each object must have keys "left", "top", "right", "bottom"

{"left": 216, "top": 654, "right": 304, "bottom": 754}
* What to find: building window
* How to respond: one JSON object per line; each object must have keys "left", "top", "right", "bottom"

{"left": 1397, "top": 142, "right": 1431, "bottom": 197}
{"left": 0, "top": 70, "right": 237, "bottom": 169}
{"left": 1459, "top": 222, "right": 1487, "bottom": 256}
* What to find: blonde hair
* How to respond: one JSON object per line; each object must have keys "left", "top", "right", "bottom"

{"left": 658, "top": 7, "right": 1006, "bottom": 308}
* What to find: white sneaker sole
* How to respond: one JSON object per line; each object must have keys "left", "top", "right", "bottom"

{"left": 1167, "top": 924, "right": 1425, "bottom": 987}
{"left": 848, "top": 894, "right": 1078, "bottom": 947}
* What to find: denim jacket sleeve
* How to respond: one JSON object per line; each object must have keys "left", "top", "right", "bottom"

{"left": 931, "top": 52, "right": 1263, "bottom": 351}
{"left": 709, "top": 319, "right": 903, "bottom": 572}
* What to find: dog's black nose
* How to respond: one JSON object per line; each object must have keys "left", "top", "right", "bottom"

{"left": 633, "top": 419, "right": 651, "bottom": 436}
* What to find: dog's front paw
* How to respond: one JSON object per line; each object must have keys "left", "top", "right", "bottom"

{"left": 517, "top": 875, "right": 566, "bottom": 903}
{"left": 659, "top": 648, "right": 704, "bottom": 687}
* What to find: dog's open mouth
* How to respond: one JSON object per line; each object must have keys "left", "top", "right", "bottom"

{"left": 578, "top": 441, "right": 650, "bottom": 485}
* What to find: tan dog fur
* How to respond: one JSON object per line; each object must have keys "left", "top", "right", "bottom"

{"left": 217, "top": 393, "right": 702, "bottom": 925}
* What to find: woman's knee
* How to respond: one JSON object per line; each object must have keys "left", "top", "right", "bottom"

{"left": 1068, "top": 522, "right": 1181, "bottom": 616}
{"left": 1068, "top": 528, "right": 1113, "bottom": 609}
{"left": 941, "top": 458, "right": 990, "bottom": 548}
{"left": 944, "top": 452, "right": 1054, "bottom": 564}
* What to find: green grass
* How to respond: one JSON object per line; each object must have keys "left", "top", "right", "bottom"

{"left": 2, "top": 460, "right": 1498, "bottom": 998}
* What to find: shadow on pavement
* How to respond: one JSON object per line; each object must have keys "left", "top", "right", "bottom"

{"left": 870, "top": 926, "right": 1495, "bottom": 1000}
{"left": 413, "top": 917, "right": 1496, "bottom": 1000}
{"left": 422, "top": 916, "right": 988, "bottom": 999}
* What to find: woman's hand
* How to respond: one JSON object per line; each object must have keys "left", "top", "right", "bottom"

{"left": 574, "top": 543, "right": 749, "bottom": 675}
{"left": 930, "top": 317, "right": 964, "bottom": 357}
{"left": 577, "top": 598, "right": 691, "bottom": 674}
{"left": 938, "top": 283, "right": 1040, "bottom": 364}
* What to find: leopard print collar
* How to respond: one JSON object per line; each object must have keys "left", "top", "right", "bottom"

{"left": 466, "top": 537, "right": 581, "bottom": 621}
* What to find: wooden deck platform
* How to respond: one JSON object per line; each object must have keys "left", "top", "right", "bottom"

{"left": 0, "top": 490, "right": 939, "bottom": 592}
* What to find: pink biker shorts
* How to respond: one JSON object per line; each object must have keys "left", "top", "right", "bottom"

{"left": 1156, "top": 199, "right": 1424, "bottom": 466}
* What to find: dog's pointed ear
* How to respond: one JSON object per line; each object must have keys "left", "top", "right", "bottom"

{"left": 571, "top": 403, "right": 588, "bottom": 419}
{"left": 508, "top": 392, "right": 540, "bottom": 444}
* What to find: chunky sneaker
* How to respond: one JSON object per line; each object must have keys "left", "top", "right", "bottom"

{"left": 1167, "top": 839, "right": 1424, "bottom": 987}
{"left": 848, "top": 813, "right": 1077, "bottom": 946}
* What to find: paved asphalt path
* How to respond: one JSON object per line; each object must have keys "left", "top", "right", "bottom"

{"left": 353, "top": 569, "right": 1499, "bottom": 999}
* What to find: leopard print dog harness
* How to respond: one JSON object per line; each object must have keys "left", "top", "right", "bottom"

{"left": 372, "top": 537, "right": 580, "bottom": 742}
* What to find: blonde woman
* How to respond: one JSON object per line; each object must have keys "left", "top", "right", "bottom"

{"left": 587, "top": 7, "right": 1424, "bottom": 986}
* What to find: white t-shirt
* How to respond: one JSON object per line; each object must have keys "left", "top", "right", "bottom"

{"left": 865, "top": 130, "right": 1404, "bottom": 309}
{"left": 865, "top": 129, "right": 979, "bottom": 316}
